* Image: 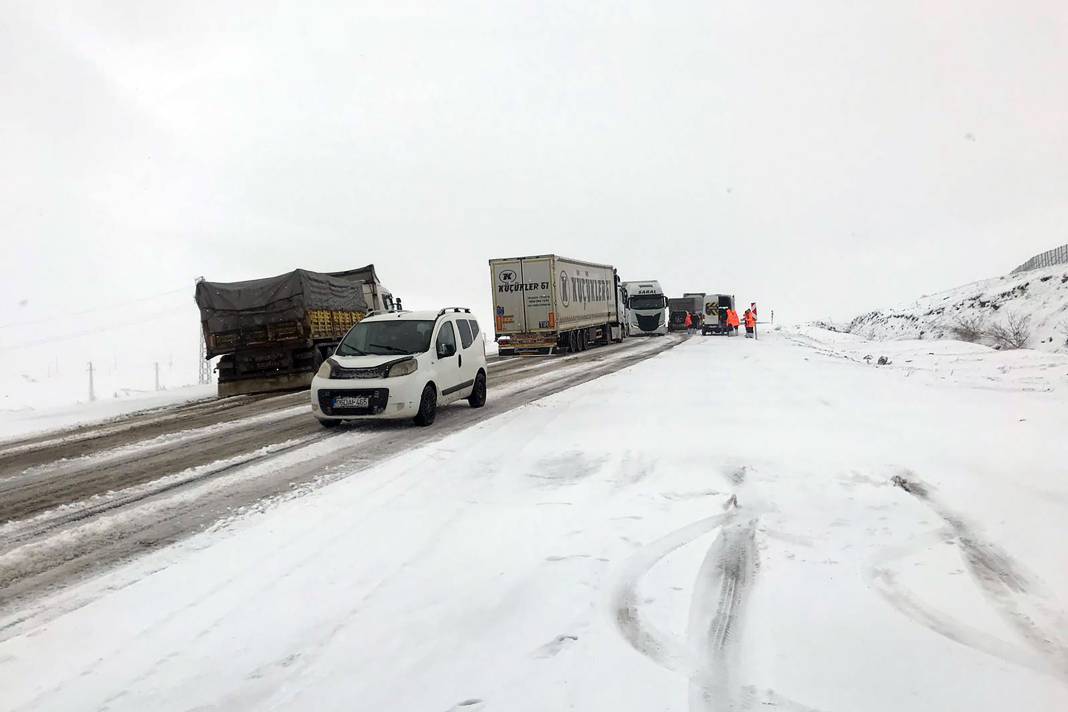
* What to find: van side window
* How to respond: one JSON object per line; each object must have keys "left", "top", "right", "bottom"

{"left": 436, "top": 321, "right": 457, "bottom": 356}
{"left": 456, "top": 319, "right": 473, "bottom": 348}
{"left": 467, "top": 319, "right": 480, "bottom": 337}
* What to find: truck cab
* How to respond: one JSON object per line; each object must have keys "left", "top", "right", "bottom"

{"left": 328, "top": 265, "right": 397, "bottom": 313}
{"left": 623, "top": 281, "right": 669, "bottom": 336}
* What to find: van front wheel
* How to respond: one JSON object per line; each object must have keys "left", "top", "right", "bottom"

{"left": 414, "top": 384, "right": 437, "bottom": 426}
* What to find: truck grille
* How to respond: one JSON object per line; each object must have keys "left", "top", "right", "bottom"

{"left": 318, "top": 388, "right": 389, "bottom": 416}
{"left": 636, "top": 313, "right": 663, "bottom": 332}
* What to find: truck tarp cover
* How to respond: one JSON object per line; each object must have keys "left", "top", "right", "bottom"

{"left": 195, "top": 269, "right": 368, "bottom": 334}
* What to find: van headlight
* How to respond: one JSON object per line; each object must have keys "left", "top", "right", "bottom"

{"left": 385, "top": 358, "right": 418, "bottom": 377}
{"left": 316, "top": 360, "right": 332, "bottom": 378}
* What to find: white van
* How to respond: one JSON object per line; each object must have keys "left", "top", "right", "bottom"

{"left": 622, "top": 280, "right": 669, "bottom": 336}
{"left": 311, "top": 308, "right": 487, "bottom": 427}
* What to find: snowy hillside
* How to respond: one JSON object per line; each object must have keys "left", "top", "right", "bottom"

{"left": 846, "top": 265, "right": 1068, "bottom": 353}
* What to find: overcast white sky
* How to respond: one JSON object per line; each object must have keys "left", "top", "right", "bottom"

{"left": 3, "top": 1, "right": 1067, "bottom": 390}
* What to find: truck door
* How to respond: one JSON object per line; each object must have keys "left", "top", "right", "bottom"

{"left": 519, "top": 257, "right": 553, "bottom": 332}
{"left": 491, "top": 259, "right": 527, "bottom": 334}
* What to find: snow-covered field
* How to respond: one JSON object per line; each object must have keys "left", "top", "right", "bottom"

{"left": 846, "top": 264, "right": 1068, "bottom": 353}
{"left": 2, "top": 329, "right": 1066, "bottom": 711}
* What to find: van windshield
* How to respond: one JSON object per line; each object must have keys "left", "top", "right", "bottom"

{"left": 336, "top": 320, "right": 435, "bottom": 356}
{"left": 629, "top": 295, "right": 665, "bottom": 310}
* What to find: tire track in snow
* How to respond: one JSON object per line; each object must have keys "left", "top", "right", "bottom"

{"left": 0, "top": 433, "right": 326, "bottom": 552}
{"left": 0, "top": 392, "right": 292, "bottom": 464}
{"left": 4, "top": 404, "right": 309, "bottom": 483}
{"left": 612, "top": 511, "right": 731, "bottom": 677}
{"left": 613, "top": 499, "right": 828, "bottom": 712}
{"left": 874, "top": 475, "right": 1068, "bottom": 681}
{"left": 866, "top": 530, "right": 1056, "bottom": 678}
{"left": 687, "top": 514, "right": 759, "bottom": 712}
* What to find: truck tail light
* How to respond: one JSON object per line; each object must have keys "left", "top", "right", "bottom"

{"left": 548, "top": 311, "right": 556, "bottom": 328}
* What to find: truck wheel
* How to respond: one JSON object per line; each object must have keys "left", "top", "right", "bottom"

{"left": 414, "top": 384, "right": 437, "bottom": 426}
{"left": 578, "top": 330, "right": 588, "bottom": 351}
{"left": 568, "top": 331, "right": 579, "bottom": 353}
{"left": 468, "top": 372, "right": 487, "bottom": 408}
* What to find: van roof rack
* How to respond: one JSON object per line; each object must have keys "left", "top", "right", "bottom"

{"left": 365, "top": 308, "right": 410, "bottom": 317}
{"left": 437, "top": 307, "right": 472, "bottom": 316}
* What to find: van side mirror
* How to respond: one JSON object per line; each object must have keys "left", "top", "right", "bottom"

{"left": 438, "top": 342, "right": 456, "bottom": 358}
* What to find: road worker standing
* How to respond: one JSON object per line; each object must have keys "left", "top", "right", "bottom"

{"left": 727, "top": 308, "right": 740, "bottom": 336}
{"left": 744, "top": 308, "right": 757, "bottom": 338}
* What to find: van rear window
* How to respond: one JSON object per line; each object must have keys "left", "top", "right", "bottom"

{"left": 457, "top": 319, "right": 474, "bottom": 348}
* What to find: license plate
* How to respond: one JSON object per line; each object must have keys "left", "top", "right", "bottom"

{"left": 333, "top": 395, "right": 369, "bottom": 408}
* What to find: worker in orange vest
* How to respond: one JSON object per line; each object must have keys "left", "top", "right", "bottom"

{"left": 744, "top": 308, "right": 757, "bottom": 338}
{"left": 726, "top": 308, "right": 740, "bottom": 336}
{"left": 684, "top": 311, "right": 693, "bottom": 334}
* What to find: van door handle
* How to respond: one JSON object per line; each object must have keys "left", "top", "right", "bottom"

{"left": 458, "top": 354, "right": 463, "bottom": 368}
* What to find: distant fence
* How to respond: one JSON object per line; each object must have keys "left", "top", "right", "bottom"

{"left": 1012, "top": 243, "right": 1068, "bottom": 273}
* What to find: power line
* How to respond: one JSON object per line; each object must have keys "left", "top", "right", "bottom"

{"left": 0, "top": 287, "right": 189, "bottom": 330}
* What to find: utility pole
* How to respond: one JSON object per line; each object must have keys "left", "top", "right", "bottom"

{"left": 198, "top": 331, "right": 212, "bottom": 385}
{"left": 155, "top": 362, "right": 160, "bottom": 391}
{"left": 195, "top": 276, "right": 212, "bottom": 386}
{"left": 88, "top": 361, "right": 96, "bottom": 402}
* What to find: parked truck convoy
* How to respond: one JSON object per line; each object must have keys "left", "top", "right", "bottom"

{"left": 489, "top": 254, "right": 627, "bottom": 355}
{"left": 623, "top": 280, "right": 670, "bottom": 336}
{"left": 196, "top": 265, "right": 398, "bottom": 396}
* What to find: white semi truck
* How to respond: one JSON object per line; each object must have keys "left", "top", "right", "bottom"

{"left": 623, "top": 280, "right": 670, "bottom": 336}
{"left": 489, "top": 254, "right": 627, "bottom": 354}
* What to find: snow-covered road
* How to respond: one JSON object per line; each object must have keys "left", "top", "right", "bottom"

{"left": 2, "top": 329, "right": 1066, "bottom": 711}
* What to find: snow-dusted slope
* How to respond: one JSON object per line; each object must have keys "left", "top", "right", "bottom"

{"left": 847, "top": 265, "right": 1068, "bottom": 353}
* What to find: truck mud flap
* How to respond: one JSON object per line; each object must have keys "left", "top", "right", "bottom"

{"left": 218, "top": 372, "right": 314, "bottom": 397}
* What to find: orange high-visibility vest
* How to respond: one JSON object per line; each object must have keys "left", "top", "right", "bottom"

{"left": 727, "top": 310, "right": 740, "bottom": 327}
{"left": 744, "top": 311, "right": 756, "bottom": 328}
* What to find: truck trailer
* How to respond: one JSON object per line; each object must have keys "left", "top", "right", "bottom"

{"left": 489, "top": 254, "right": 626, "bottom": 354}
{"left": 196, "top": 265, "right": 398, "bottom": 396}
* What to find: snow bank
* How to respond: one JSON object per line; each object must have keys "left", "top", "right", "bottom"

{"left": 846, "top": 264, "right": 1068, "bottom": 353}
{"left": 784, "top": 325, "right": 1068, "bottom": 393}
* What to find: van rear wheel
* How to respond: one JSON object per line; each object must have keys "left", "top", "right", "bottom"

{"left": 468, "top": 372, "right": 487, "bottom": 408}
